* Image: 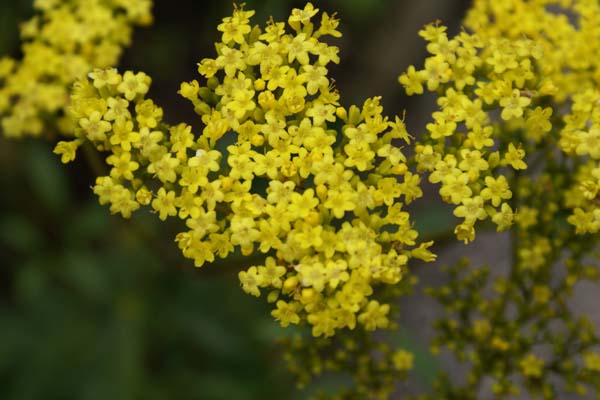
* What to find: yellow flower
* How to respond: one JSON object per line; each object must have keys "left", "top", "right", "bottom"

{"left": 239, "top": 266, "right": 263, "bottom": 297}
{"left": 136, "top": 99, "right": 163, "bottom": 129}
{"left": 151, "top": 188, "right": 177, "bottom": 221}
{"left": 519, "top": 354, "right": 544, "bottom": 379}
{"left": 288, "top": 2, "right": 319, "bottom": 31}
{"left": 398, "top": 65, "right": 425, "bottom": 95}
{"left": 440, "top": 172, "right": 472, "bottom": 204}
{"left": 307, "top": 310, "right": 336, "bottom": 337}
{"left": 216, "top": 46, "right": 246, "bottom": 76}
{"left": 454, "top": 221, "right": 475, "bottom": 244}
{"left": 306, "top": 101, "right": 336, "bottom": 126}
{"left": 491, "top": 203, "right": 514, "bottom": 232}
{"left": 300, "top": 64, "right": 329, "bottom": 95}
{"left": 481, "top": 175, "right": 512, "bottom": 206}
{"left": 79, "top": 111, "right": 111, "bottom": 142}
{"left": 104, "top": 97, "right": 131, "bottom": 121}
{"left": 575, "top": 128, "right": 600, "bottom": 159}
{"left": 503, "top": 143, "right": 527, "bottom": 170}
{"left": 217, "top": 8, "right": 253, "bottom": 45}
{"left": 271, "top": 300, "right": 300, "bottom": 327}
{"left": 147, "top": 153, "right": 180, "bottom": 183}
{"left": 357, "top": 300, "right": 390, "bottom": 331}
{"left": 297, "top": 261, "right": 327, "bottom": 292}
{"left": 117, "top": 71, "right": 151, "bottom": 101}
{"left": 53, "top": 140, "right": 80, "bottom": 163}
{"left": 344, "top": 141, "right": 374, "bottom": 171}
{"left": 499, "top": 89, "right": 531, "bottom": 120}
{"left": 583, "top": 352, "right": 600, "bottom": 372}
{"left": 453, "top": 196, "right": 486, "bottom": 223}
{"left": 324, "top": 188, "right": 356, "bottom": 219}
{"left": 107, "top": 151, "right": 139, "bottom": 180}
{"left": 392, "top": 349, "right": 414, "bottom": 371}
{"left": 423, "top": 55, "right": 452, "bottom": 91}
{"left": 317, "top": 12, "right": 341, "bottom": 38}
{"left": 110, "top": 119, "right": 140, "bottom": 151}
{"left": 88, "top": 68, "right": 121, "bottom": 89}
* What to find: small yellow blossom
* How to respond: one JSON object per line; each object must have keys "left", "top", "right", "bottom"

{"left": 392, "top": 349, "right": 414, "bottom": 371}
{"left": 519, "top": 354, "right": 544, "bottom": 378}
{"left": 357, "top": 301, "right": 390, "bottom": 331}
{"left": 583, "top": 352, "right": 600, "bottom": 372}
{"left": 53, "top": 140, "right": 80, "bottom": 163}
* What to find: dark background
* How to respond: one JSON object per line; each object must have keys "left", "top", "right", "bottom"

{"left": 0, "top": 1, "right": 470, "bottom": 399}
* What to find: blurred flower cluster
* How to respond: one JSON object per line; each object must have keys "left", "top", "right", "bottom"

{"left": 0, "top": 0, "right": 151, "bottom": 138}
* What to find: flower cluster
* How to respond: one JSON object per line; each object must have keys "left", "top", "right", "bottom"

{"left": 280, "top": 276, "right": 417, "bottom": 400}
{"left": 283, "top": 330, "right": 414, "bottom": 400}
{"left": 4, "top": 0, "right": 600, "bottom": 398}
{"left": 57, "top": 3, "right": 436, "bottom": 337}
{"left": 399, "top": 23, "right": 551, "bottom": 243}
{"left": 465, "top": 0, "right": 600, "bottom": 235}
{"left": 560, "top": 92, "right": 600, "bottom": 234}
{"left": 0, "top": 0, "right": 152, "bottom": 139}
{"left": 427, "top": 256, "right": 600, "bottom": 399}
{"left": 415, "top": 1, "right": 600, "bottom": 398}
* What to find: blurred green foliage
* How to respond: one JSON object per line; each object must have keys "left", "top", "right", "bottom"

{"left": 0, "top": 137, "right": 298, "bottom": 400}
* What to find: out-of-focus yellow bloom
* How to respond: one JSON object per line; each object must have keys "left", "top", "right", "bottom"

{"left": 0, "top": 0, "right": 152, "bottom": 138}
